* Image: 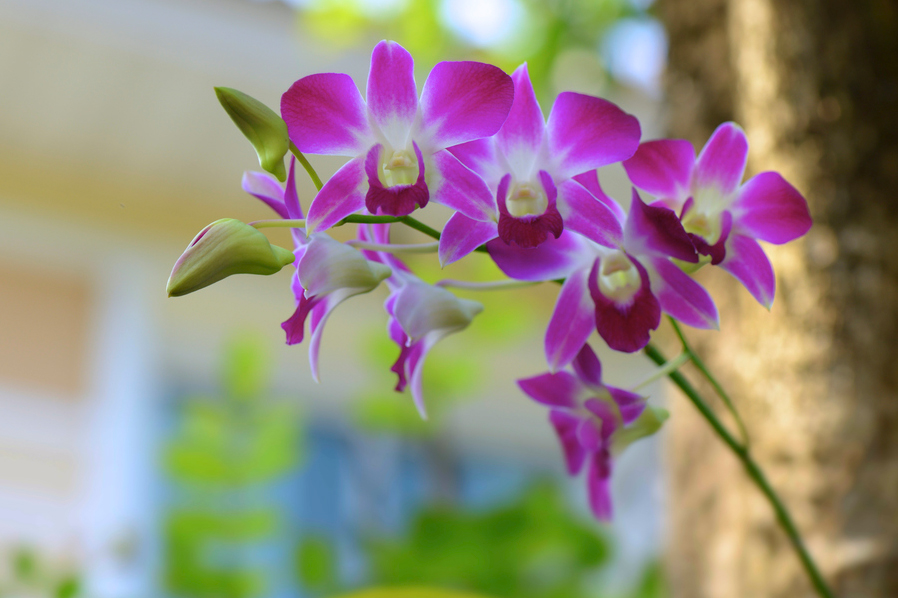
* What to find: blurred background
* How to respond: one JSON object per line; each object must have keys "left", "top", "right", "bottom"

{"left": 1, "top": 0, "right": 895, "bottom": 597}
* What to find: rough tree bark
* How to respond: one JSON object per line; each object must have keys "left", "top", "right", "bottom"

{"left": 658, "top": 0, "right": 898, "bottom": 597}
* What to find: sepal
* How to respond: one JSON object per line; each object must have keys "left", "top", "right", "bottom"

{"left": 611, "top": 405, "right": 669, "bottom": 455}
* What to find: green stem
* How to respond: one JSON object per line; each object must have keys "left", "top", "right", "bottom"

{"left": 435, "top": 279, "right": 539, "bottom": 291}
{"left": 249, "top": 218, "right": 305, "bottom": 229}
{"left": 336, "top": 215, "right": 489, "bottom": 254}
{"left": 347, "top": 240, "right": 440, "bottom": 254}
{"left": 644, "top": 343, "right": 835, "bottom": 598}
{"left": 632, "top": 351, "right": 690, "bottom": 391}
{"left": 289, "top": 143, "right": 323, "bottom": 191}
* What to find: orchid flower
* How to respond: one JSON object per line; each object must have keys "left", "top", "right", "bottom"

{"left": 243, "top": 158, "right": 391, "bottom": 381}
{"left": 518, "top": 343, "right": 666, "bottom": 520}
{"left": 280, "top": 40, "right": 514, "bottom": 232}
{"left": 622, "top": 122, "right": 812, "bottom": 307}
{"left": 437, "top": 64, "right": 641, "bottom": 265}
{"left": 356, "top": 224, "right": 482, "bottom": 419}
{"left": 490, "top": 179, "right": 717, "bottom": 365}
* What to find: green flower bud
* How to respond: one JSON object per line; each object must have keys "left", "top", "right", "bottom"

{"left": 167, "top": 219, "right": 295, "bottom": 297}
{"left": 215, "top": 87, "right": 290, "bottom": 181}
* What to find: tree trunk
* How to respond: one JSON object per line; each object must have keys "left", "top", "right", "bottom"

{"left": 659, "top": 0, "right": 898, "bottom": 596}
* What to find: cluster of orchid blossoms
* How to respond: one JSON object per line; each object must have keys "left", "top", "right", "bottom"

{"left": 167, "top": 41, "right": 812, "bottom": 521}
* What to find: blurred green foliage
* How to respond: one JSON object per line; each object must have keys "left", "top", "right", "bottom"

{"left": 0, "top": 548, "right": 80, "bottom": 598}
{"left": 164, "top": 335, "right": 303, "bottom": 598}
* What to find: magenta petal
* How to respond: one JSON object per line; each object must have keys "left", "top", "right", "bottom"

{"left": 306, "top": 155, "right": 367, "bottom": 232}
{"left": 418, "top": 61, "right": 514, "bottom": 151}
{"left": 572, "top": 343, "right": 603, "bottom": 388}
{"left": 546, "top": 92, "right": 641, "bottom": 179}
{"left": 429, "top": 149, "right": 496, "bottom": 221}
{"left": 694, "top": 122, "right": 748, "bottom": 196}
{"left": 548, "top": 410, "right": 587, "bottom": 475}
{"left": 439, "top": 212, "right": 497, "bottom": 266}
{"left": 557, "top": 179, "right": 623, "bottom": 248}
{"left": 688, "top": 208, "right": 732, "bottom": 266}
{"left": 733, "top": 172, "right": 812, "bottom": 244}
{"left": 242, "top": 171, "right": 289, "bottom": 219}
{"left": 497, "top": 172, "right": 564, "bottom": 248}
{"left": 545, "top": 270, "right": 595, "bottom": 371}
{"left": 721, "top": 233, "right": 776, "bottom": 309}
{"left": 281, "top": 73, "right": 373, "bottom": 156}
{"left": 577, "top": 418, "right": 603, "bottom": 452}
{"left": 283, "top": 156, "right": 304, "bottom": 219}
{"left": 365, "top": 142, "right": 429, "bottom": 216}
{"left": 572, "top": 170, "right": 627, "bottom": 224}
{"left": 495, "top": 64, "right": 544, "bottom": 178}
{"left": 281, "top": 292, "right": 318, "bottom": 345}
{"left": 586, "top": 451, "right": 613, "bottom": 521}
{"left": 307, "top": 287, "right": 364, "bottom": 382}
{"left": 488, "top": 230, "right": 594, "bottom": 281}
{"left": 606, "top": 386, "right": 646, "bottom": 426}
{"left": 649, "top": 256, "right": 719, "bottom": 329}
{"left": 517, "top": 371, "right": 581, "bottom": 409}
{"left": 583, "top": 399, "right": 619, "bottom": 440}
{"left": 589, "top": 257, "right": 661, "bottom": 353}
{"left": 366, "top": 41, "right": 418, "bottom": 149}
{"left": 623, "top": 139, "right": 695, "bottom": 201}
{"left": 624, "top": 189, "right": 698, "bottom": 262}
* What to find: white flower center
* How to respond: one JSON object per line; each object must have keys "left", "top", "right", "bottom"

{"left": 598, "top": 251, "right": 641, "bottom": 303}
{"left": 381, "top": 149, "right": 418, "bottom": 187}
{"left": 506, "top": 182, "right": 547, "bottom": 217}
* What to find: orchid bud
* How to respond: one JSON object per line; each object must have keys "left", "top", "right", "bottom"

{"left": 215, "top": 87, "right": 290, "bottom": 182}
{"left": 297, "top": 234, "right": 392, "bottom": 298}
{"left": 167, "top": 219, "right": 295, "bottom": 297}
{"left": 393, "top": 280, "right": 483, "bottom": 342}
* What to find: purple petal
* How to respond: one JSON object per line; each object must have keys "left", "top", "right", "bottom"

{"left": 417, "top": 61, "right": 514, "bottom": 151}
{"left": 557, "top": 179, "right": 623, "bottom": 247}
{"left": 733, "top": 172, "right": 812, "bottom": 244}
{"left": 648, "top": 256, "right": 719, "bottom": 329}
{"left": 366, "top": 41, "right": 418, "bottom": 150}
{"left": 548, "top": 410, "right": 587, "bottom": 475}
{"left": 445, "top": 138, "right": 503, "bottom": 184}
{"left": 572, "top": 170, "right": 627, "bottom": 224}
{"left": 546, "top": 92, "right": 641, "bottom": 179}
{"left": 495, "top": 64, "right": 544, "bottom": 179}
{"left": 694, "top": 122, "right": 748, "bottom": 196}
{"left": 305, "top": 156, "right": 366, "bottom": 232}
{"left": 281, "top": 292, "right": 318, "bottom": 345}
{"left": 365, "top": 142, "right": 429, "bottom": 216}
{"left": 577, "top": 418, "right": 603, "bottom": 452}
{"left": 488, "top": 230, "right": 595, "bottom": 281}
{"left": 589, "top": 257, "right": 661, "bottom": 353}
{"left": 544, "top": 270, "right": 595, "bottom": 371}
{"left": 572, "top": 343, "right": 603, "bottom": 388}
{"left": 517, "top": 371, "right": 582, "bottom": 409}
{"left": 497, "top": 172, "right": 563, "bottom": 248}
{"left": 586, "top": 450, "right": 613, "bottom": 520}
{"left": 622, "top": 139, "right": 695, "bottom": 201}
{"left": 721, "top": 233, "right": 776, "bottom": 309}
{"left": 439, "top": 212, "right": 497, "bottom": 266}
{"left": 686, "top": 205, "right": 732, "bottom": 266}
{"left": 387, "top": 314, "right": 411, "bottom": 392}
{"left": 606, "top": 386, "right": 646, "bottom": 426}
{"left": 583, "top": 399, "right": 619, "bottom": 440}
{"left": 283, "top": 156, "right": 304, "bottom": 219}
{"left": 429, "top": 150, "right": 497, "bottom": 221}
{"left": 624, "top": 189, "right": 697, "bottom": 262}
{"left": 281, "top": 73, "right": 373, "bottom": 156}
{"left": 242, "top": 171, "right": 289, "bottom": 219}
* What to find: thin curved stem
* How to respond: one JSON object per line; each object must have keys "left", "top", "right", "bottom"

{"left": 644, "top": 343, "right": 835, "bottom": 598}
{"left": 249, "top": 218, "right": 306, "bottom": 229}
{"left": 336, "top": 214, "right": 489, "bottom": 254}
{"left": 289, "top": 143, "right": 323, "bottom": 191}
{"left": 347, "top": 240, "right": 439, "bottom": 253}
{"left": 436, "top": 279, "right": 539, "bottom": 291}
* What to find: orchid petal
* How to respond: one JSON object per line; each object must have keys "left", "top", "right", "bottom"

{"left": 281, "top": 73, "right": 373, "bottom": 156}
{"left": 307, "top": 286, "right": 365, "bottom": 382}
{"left": 624, "top": 189, "right": 697, "bottom": 262}
{"left": 577, "top": 418, "right": 603, "bottom": 452}
{"left": 417, "top": 61, "right": 514, "bottom": 151}
{"left": 583, "top": 399, "right": 619, "bottom": 440}
{"left": 548, "top": 410, "right": 587, "bottom": 475}
{"left": 281, "top": 291, "right": 317, "bottom": 346}
{"left": 429, "top": 149, "right": 497, "bottom": 221}
{"left": 572, "top": 170, "right": 627, "bottom": 224}
{"left": 439, "top": 212, "right": 498, "bottom": 266}
{"left": 393, "top": 279, "right": 482, "bottom": 342}
{"left": 517, "top": 371, "right": 581, "bottom": 409}
{"left": 488, "top": 230, "right": 595, "bottom": 282}
{"left": 367, "top": 40, "right": 418, "bottom": 150}
{"left": 623, "top": 139, "right": 695, "bottom": 201}
{"left": 586, "top": 450, "right": 613, "bottom": 520}
{"left": 606, "top": 387, "right": 647, "bottom": 426}
{"left": 648, "top": 256, "right": 719, "bottom": 329}
{"left": 546, "top": 92, "right": 641, "bottom": 179}
{"left": 495, "top": 64, "right": 544, "bottom": 180}
{"left": 733, "top": 172, "right": 812, "bottom": 244}
{"left": 572, "top": 343, "right": 603, "bottom": 388}
{"left": 305, "top": 156, "right": 366, "bottom": 232}
{"left": 544, "top": 270, "right": 595, "bottom": 371}
{"left": 446, "top": 138, "right": 503, "bottom": 184}
{"left": 242, "top": 171, "right": 289, "bottom": 219}
{"left": 282, "top": 156, "right": 304, "bottom": 219}
{"left": 298, "top": 234, "right": 391, "bottom": 298}
{"left": 694, "top": 122, "right": 748, "bottom": 196}
{"left": 721, "top": 233, "right": 776, "bottom": 309}
{"left": 557, "top": 179, "right": 623, "bottom": 247}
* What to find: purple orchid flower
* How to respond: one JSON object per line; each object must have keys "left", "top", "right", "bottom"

{"left": 280, "top": 40, "right": 514, "bottom": 232}
{"left": 518, "top": 343, "right": 657, "bottom": 520}
{"left": 490, "top": 178, "right": 717, "bottom": 365}
{"left": 622, "top": 122, "right": 812, "bottom": 307}
{"left": 356, "top": 223, "right": 482, "bottom": 419}
{"left": 243, "top": 158, "right": 391, "bottom": 381}
{"left": 437, "top": 64, "right": 641, "bottom": 265}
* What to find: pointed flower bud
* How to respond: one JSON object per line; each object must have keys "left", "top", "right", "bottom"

{"left": 167, "top": 218, "right": 295, "bottom": 297}
{"left": 215, "top": 87, "right": 290, "bottom": 181}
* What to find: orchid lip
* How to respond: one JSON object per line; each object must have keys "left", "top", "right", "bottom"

{"left": 597, "top": 251, "right": 641, "bottom": 304}
{"left": 506, "top": 181, "right": 548, "bottom": 217}
{"left": 381, "top": 147, "right": 419, "bottom": 187}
